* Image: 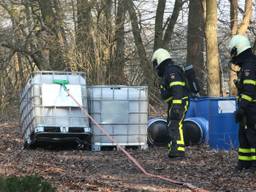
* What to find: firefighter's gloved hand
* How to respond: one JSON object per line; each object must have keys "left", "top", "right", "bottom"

{"left": 234, "top": 108, "right": 245, "bottom": 123}
{"left": 170, "top": 105, "right": 183, "bottom": 120}
{"left": 160, "top": 84, "right": 169, "bottom": 100}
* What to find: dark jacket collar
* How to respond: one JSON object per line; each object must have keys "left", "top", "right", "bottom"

{"left": 232, "top": 48, "right": 253, "bottom": 66}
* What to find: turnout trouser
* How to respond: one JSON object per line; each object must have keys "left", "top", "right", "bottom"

{"left": 167, "top": 99, "right": 189, "bottom": 157}
{"left": 238, "top": 103, "right": 256, "bottom": 168}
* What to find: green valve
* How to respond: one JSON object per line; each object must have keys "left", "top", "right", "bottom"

{"left": 53, "top": 79, "right": 69, "bottom": 90}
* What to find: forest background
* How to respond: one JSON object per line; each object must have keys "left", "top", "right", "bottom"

{"left": 0, "top": 0, "right": 254, "bottom": 120}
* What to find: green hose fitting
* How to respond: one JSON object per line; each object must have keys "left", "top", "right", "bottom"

{"left": 53, "top": 79, "right": 69, "bottom": 91}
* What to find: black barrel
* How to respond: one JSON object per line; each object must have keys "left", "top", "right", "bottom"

{"left": 183, "top": 117, "right": 209, "bottom": 146}
{"left": 147, "top": 118, "right": 169, "bottom": 146}
{"left": 147, "top": 117, "right": 208, "bottom": 147}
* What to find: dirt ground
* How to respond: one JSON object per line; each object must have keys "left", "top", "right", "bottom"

{"left": 0, "top": 122, "right": 256, "bottom": 192}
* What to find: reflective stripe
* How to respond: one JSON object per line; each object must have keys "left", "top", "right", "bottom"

{"left": 176, "top": 101, "right": 188, "bottom": 147}
{"left": 160, "top": 85, "right": 165, "bottom": 89}
{"left": 239, "top": 155, "right": 252, "bottom": 161}
{"left": 169, "top": 81, "right": 185, "bottom": 87}
{"left": 239, "top": 148, "right": 252, "bottom": 153}
{"left": 172, "top": 99, "right": 182, "bottom": 104}
{"left": 241, "top": 94, "right": 253, "bottom": 102}
{"left": 165, "top": 97, "right": 188, "bottom": 103}
{"left": 177, "top": 147, "right": 185, "bottom": 151}
{"left": 243, "top": 79, "right": 256, "bottom": 85}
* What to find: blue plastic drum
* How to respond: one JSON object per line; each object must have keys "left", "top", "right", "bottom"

{"left": 208, "top": 97, "right": 239, "bottom": 150}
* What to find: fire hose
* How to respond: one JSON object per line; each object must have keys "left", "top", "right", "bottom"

{"left": 54, "top": 80, "right": 209, "bottom": 192}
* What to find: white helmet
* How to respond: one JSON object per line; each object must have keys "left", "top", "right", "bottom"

{"left": 151, "top": 48, "right": 171, "bottom": 69}
{"left": 228, "top": 35, "right": 251, "bottom": 57}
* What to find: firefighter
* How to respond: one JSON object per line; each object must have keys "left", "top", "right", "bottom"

{"left": 151, "top": 48, "right": 189, "bottom": 158}
{"left": 228, "top": 34, "right": 256, "bottom": 171}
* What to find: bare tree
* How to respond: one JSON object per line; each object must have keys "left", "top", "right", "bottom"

{"left": 186, "top": 0, "right": 206, "bottom": 95}
{"left": 205, "top": 0, "right": 221, "bottom": 96}
{"left": 153, "top": 0, "right": 183, "bottom": 51}
{"left": 127, "top": 0, "right": 153, "bottom": 85}
{"left": 153, "top": 0, "right": 166, "bottom": 50}
{"left": 237, "top": 0, "right": 252, "bottom": 35}
{"left": 229, "top": 0, "right": 253, "bottom": 95}
{"left": 108, "top": 0, "right": 127, "bottom": 84}
{"left": 162, "top": 0, "right": 183, "bottom": 49}
{"left": 38, "top": 0, "right": 66, "bottom": 70}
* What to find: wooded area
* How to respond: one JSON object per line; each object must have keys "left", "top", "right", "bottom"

{"left": 0, "top": 0, "right": 255, "bottom": 117}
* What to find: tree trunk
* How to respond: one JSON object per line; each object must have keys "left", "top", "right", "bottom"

{"left": 153, "top": 0, "right": 166, "bottom": 50}
{"left": 237, "top": 0, "right": 252, "bottom": 35}
{"left": 38, "top": 0, "right": 66, "bottom": 70}
{"left": 127, "top": 0, "right": 153, "bottom": 85}
{"left": 108, "top": 0, "right": 126, "bottom": 84}
{"left": 205, "top": 0, "right": 220, "bottom": 96}
{"left": 76, "top": 0, "right": 96, "bottom": 82}
{"left": 229, "top": 0, "right": 238, "bottom": 96}
{"left": 230, "top": 0, "right": 238, "bottom": 35}
{"left": 228, "top": 0, "right": 252, "bottom": 95}
{"left": 186, "top": 0, "right": 206, "bottom": 95}
{"left": 162, "top": 0, "right": 183, "bottom": 49}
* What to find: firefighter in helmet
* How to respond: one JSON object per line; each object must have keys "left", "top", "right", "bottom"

{"left": 228, "top": 35, "right": 256, "bottom": 170}
{"left": 151, "top": 48, "right": 189, "bottom": 158}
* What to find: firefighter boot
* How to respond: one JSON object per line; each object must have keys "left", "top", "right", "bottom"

{"left": 249, "top": 161, "right": 256, "bottom": 172}
{"left": 235, "top": 161, "right": 251, "bottom": 171}
{"left": 167, "top": 141, "right": 185, "bottom": 158}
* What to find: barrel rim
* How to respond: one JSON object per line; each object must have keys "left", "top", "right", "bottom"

{"left": 147, "top": 118, "right": 167, "bottom": 127}
{"left": 184, "top": 117, "right": 209, "bottom": 144}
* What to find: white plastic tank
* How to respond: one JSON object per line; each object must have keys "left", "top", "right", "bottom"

{"left": 87, "top": 85, "right": 148, "bottom": 151}
{"left": 20, "top": 71, "right": 91, "bottom": 148}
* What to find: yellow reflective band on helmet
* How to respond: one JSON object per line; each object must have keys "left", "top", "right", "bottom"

{"left": 241, "top": 94, "right": 253, "bottom": 102}
{"left": 169, "top": 81, "right": 185, "bottom": 87}
{"left": 172, "top": 99, "right": 182, "bottom": 104}
{"left": 239, "top": 148, "right": 252, "bottom": 153}
{"left": 243, "top": 79, "right": 256, "bottom": 85}
{"left": 238, "top": 155, "right": 252, "bottom": 161}
{"left": 177, "top": 147, "right": 185, "bottom": 151}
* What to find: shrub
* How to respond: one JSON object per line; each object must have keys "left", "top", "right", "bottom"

{"left": 0, "top": 175, "right": 55, "bottom": 192}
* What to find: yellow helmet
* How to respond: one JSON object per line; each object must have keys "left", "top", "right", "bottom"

{"left": 151, "top": 48, "right": 171, "bottom": 69}
{"left": 228, "top": 35, "right": 251, "bottom": 57}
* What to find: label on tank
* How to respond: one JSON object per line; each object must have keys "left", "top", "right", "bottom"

{"left": 42, "top": 84, "right": 82, "bottom": 107}
{"left": 218, "top": 100, "right": 236, "bottom": 113}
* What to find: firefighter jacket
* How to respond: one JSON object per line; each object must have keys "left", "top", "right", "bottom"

{"left": 159, "top": 60, "right": 189, "bottom": 104}
{"left": 234, "top": 49, "right": 256, "bottom": 110}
